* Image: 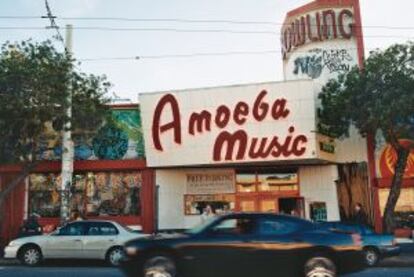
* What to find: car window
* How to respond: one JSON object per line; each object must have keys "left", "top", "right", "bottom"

{"left": 257, "top": 218, "right": 300, "bottom": 236}
{"left": 87, "top": 222, "right": 119, "bottom": 236}
{"left": 59, "top": 223, "right": 85, "bottom": 236}
{"left": 209, "top": 218, "right": 255, "bottom": 236}
{"left": 338, "top": 224, "right": 361, "bottom": 234}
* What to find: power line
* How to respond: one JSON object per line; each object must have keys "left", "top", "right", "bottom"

{"left": 0, "top": 25, "right": 414, "bottom": 39}
{"left": 78, "top": 47, "right": 389, "bottom": 62}
{"left": 3, "top": 15, "right": 414, "bottom": 31}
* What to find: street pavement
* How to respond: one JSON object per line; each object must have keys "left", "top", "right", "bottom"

{"left": 0, "top": 266, "right": 413, "bottom": 277}
{"left": 1, "top": 243, "right": 414, "bottom": 276}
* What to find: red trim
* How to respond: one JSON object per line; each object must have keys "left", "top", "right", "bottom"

{"left": 141, "top": 169, "right": 156, "bottom": 233}
{"left": 353, "top": 0, "right": 365, "bottom": 67}
{"left": 0, "top": 160, "right": 147, "bottom": 173}
{"left": 109, "top": 104, "right": 139, "bottom": 109}
{"left": 372, "top": 186, "right": 382, "bottom": 233}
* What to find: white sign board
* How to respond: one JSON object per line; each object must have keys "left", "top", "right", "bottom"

{"left": 140, "top": 80, "right": 324, "bottom": 167}
{"left": 186, "top": 170, "right": 235, "bottom": 195}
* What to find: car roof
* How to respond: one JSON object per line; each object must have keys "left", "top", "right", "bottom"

{"left": 67, "top": 220, "right": 119, "bottom": 224}
{"left": 219, "top": 212, "right": 313, "bottom": 223}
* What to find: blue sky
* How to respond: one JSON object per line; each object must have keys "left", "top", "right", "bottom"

{"left": 1, "top": 0, "right": 413, "bottom": 101}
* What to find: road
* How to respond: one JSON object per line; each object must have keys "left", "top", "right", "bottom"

{"left": 0, "top": 266, "right": 414, "bottom": 277}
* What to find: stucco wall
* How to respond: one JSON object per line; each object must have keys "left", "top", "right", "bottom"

{"left": 156, "top": 169, "right": 204, "bottom": 230}
{"left": 299, "top": 165, "right": 340, "bottom": 221}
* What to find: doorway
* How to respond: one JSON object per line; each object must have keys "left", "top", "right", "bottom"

{"left": 278, "top": 197, "right": 305, "bottom": 217}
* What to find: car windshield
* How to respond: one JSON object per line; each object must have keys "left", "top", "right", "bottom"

{"left": 185, "top": 217, "right": 219, "bottom": 235}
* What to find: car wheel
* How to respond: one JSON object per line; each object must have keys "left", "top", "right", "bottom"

{"left": 364, "top": 247, "right": 379, "bottom": 267}
{"left": 143, "top": 253, "right": 177, "bottom": 277}
{"left": 19, "top": 245, "right": 42, "bottom": 266}
{"left": 304, "top": 256, "right": 336, "bottom": 277}
{"left": 106, "top": 246, "right": 125, "bottom": 266}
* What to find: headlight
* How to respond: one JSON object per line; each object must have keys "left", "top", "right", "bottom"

{"left": 8, "top": 240, "right": 22, "bottom": 247}
{"left": 125, "top": 246, "right": 138, "bottom": 256}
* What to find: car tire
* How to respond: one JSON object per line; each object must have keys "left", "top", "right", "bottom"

{"left": 142, "top": 253, "right": 177, "bottom": 277}
{"left": 106, "top": 246, "right": 125, "bottom": 266}
{"left": 304, "top": 256, "right": 336, "bottom": 277}
{"left": 364, "top": 247, "right": 380, "bottom": 267}
{"left": 19, "top": 245, "right": 42, "bottom": 266}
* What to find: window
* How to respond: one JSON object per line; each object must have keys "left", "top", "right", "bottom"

{"left": 59, "top": 223, "right": 85, "bottom": 236}
{"left": 257, "top": 219, "right": 300, "bottom": 236}
{"left": 258, "top": 173, "right": 298, "bottom": 192}
{"left": 29, "top": 171, "right": 142, "bottom": 218}
{"left": 235, "top": 169, "right": 299, "bottom": 194}
{"left": 184, "top": 194, "right": 235, "bottom": 215}
{"left": 210, "top": 218, "right": 256, "bottom": 236}
{"left": 87, "top": 222, "right": 119, "bottom": 236}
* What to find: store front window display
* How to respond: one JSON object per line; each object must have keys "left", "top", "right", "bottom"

{"left": 29, "top": 171, "right": 142, "bottom": 218}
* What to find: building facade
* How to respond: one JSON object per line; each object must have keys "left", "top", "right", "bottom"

{"left": 136, "top": 0, "right": 370, "bottom": 231}
{"left": 0, "top": 105, "right": 155, "bottom": 249}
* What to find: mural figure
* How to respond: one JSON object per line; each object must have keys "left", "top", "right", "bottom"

{"left": 92, "top": 124, "right": 129, "bottom": 160}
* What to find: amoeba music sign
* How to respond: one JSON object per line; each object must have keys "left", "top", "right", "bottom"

{"left": 140, "top": 80, "right": 332, "bottom": 167}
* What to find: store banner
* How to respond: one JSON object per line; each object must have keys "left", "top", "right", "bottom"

{"left": 186, "top": 171, "right": 235, "bottom": 195}
{"left": 140, "top": 80, "right": 327, "bottom": 167}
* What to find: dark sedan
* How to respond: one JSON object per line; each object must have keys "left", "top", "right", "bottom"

{"left": 317, "top": 221, "right": 401, "bottom": 266}
{"left": 121, "top": 213, "right": 365, "bottom": 277}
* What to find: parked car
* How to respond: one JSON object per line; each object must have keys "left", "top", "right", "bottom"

{"left": 317, "top": 221, "right": 401, "bottom": 266}
{"left": 121, "top": 213, "right": 365, "bottom": 277}
{"left": 3, "top": 220, "right": 147, "bottom": 266}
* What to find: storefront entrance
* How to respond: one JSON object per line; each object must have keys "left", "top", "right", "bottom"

{"left": 237, "top": 195, "right": 304, "bottom": 215}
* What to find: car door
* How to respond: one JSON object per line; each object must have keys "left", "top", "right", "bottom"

{"left": 82, "top": 222, "right": 119, "bottom": 259}
{"left": 249, "top": 217, "right": 309, "bottom": 276}
{"left": 43, "top": 222, "right": 86, "bottom": 258}
{"left": 180, "top": 215, "right": 257, "bottom": 277}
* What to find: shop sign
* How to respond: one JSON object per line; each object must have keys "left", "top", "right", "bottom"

{"left": 186, "top": 171, "right": 235, "bottom": 194}
{"left": 281, "top": 1, "right": 363, "bottom": 85}
{"left": 140, "top": 81, "right": 319, "bottom": 167}
{"left": 319, "top": 141, "right": 335, "bottom": 154}
{"left": 281, "top": 8, "right": 354, "bottom": 60}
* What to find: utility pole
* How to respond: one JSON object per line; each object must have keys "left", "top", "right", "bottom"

{"left": 43, "top": 0, "right": 74, "bottom": 224}
{"left": 60, "top": 24, "right": 74, "bottom": 224}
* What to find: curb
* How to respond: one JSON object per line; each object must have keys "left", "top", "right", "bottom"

{"left": 0, "top": 259, "right": 20, "bottom": 266}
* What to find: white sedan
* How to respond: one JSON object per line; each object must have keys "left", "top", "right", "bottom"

{"left": 4, "top": 220, "right": 147, "bottom": 266}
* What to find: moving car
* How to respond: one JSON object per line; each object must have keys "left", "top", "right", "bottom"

{"left": 317, "top": 221, "right": 401, "bottom": 266}
{"left": 121, "top": 213, "right": 365, "bottom": 277}
{"left": 4, "top": 220, "right": 147, "bottom": 266}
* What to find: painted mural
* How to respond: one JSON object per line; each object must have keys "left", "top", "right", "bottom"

{"left": 36, "top": 107, "right": 146, "bottom": 161}
{"left": 293, "top": 48, "right": 354, "bottom": 79}
{"left": 376, "top": 138, "right": 414, "bottom": 179}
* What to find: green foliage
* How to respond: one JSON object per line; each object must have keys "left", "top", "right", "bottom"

{"left": 318, "top": 42, "right": 414, "bottom": 148}
{"left": 0, "top": 40, "right": 111, "bottom": 164}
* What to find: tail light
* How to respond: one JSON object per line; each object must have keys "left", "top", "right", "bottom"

{"left": 351, "top": 233, "right": 362, "bottom": 246}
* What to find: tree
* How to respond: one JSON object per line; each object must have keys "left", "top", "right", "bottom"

{"left": 0, "top": 40, "right": 110, "bottom": 239}
{"left": 318, "top": 42, "right": 414, "bottom": 233}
